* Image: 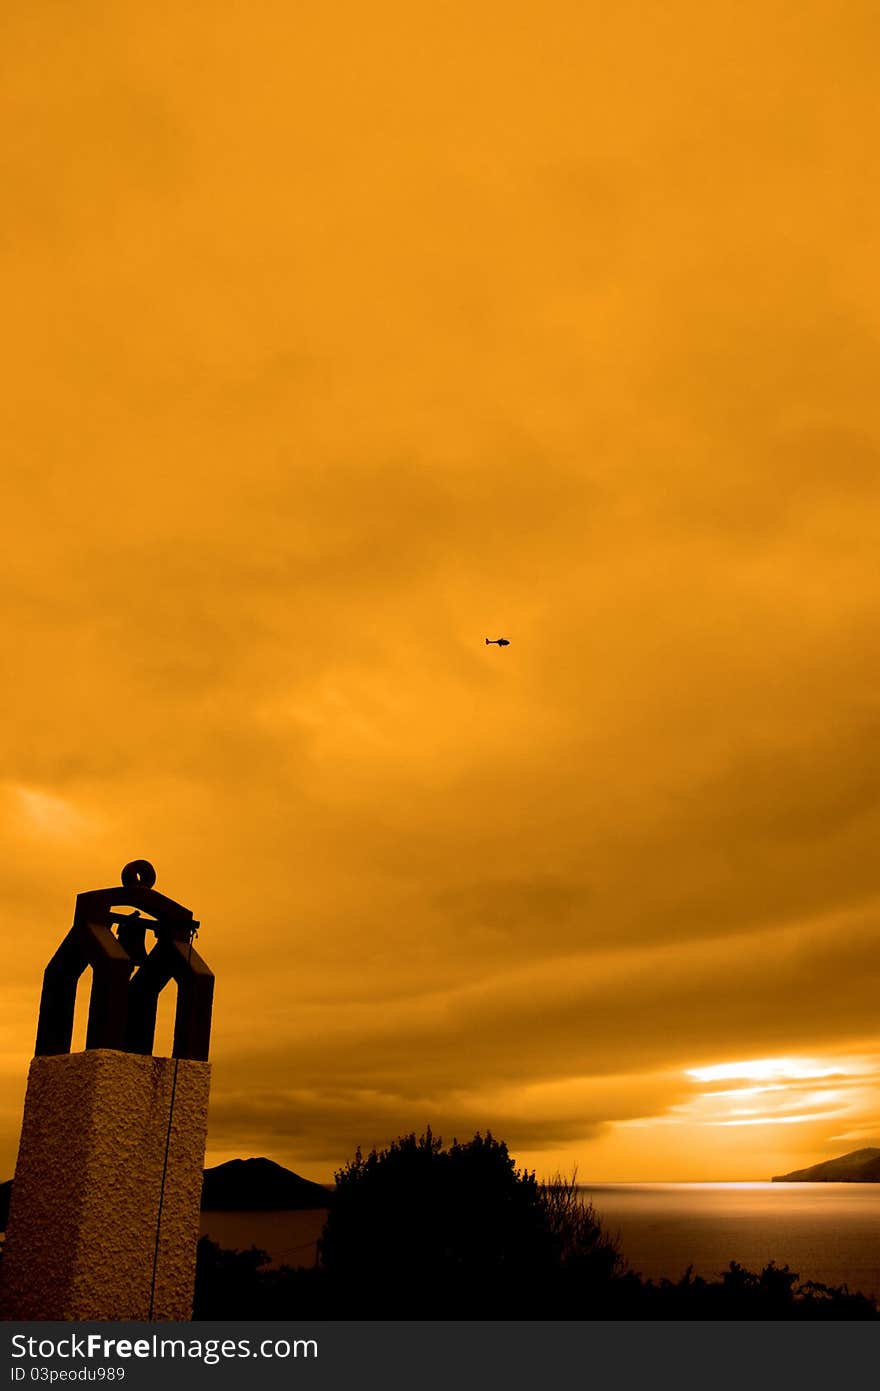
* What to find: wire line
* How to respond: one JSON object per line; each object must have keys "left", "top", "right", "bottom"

{"left": 148, "top": 928, "right": 196, "bottom": 1321}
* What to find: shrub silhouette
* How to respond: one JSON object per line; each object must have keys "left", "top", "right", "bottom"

{"left": 193, "top": 1238, "right": 273, "bottom": 1319}
{"left": 620, "top": 1259, "right": 879, "bottom": 1320}
{"left": 193, "top": 1237, "right": 326, "bottom": 1319}
{"left": 535, "top": 1166, "right": 626, "bottom": 1315}
{"left": 539, "top": 1167, "right": 622, "bottom": 1278}
{"left": 316, "top": 1128, "right": 620, "bottom": 1317}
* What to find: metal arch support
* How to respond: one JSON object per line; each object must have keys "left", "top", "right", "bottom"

{"left": 35, "top": 922, "right": 132, "bottom": 1056}
{"left": 125, "top": 937, "right": 214, "bottom": 1061}
{"left": 33, "top": 862, "right": 214, "bottom": 1062}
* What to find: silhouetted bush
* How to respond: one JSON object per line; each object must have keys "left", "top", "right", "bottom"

{"left": 318, "top": 1128, "right": 569, "bottom": 1316}
{"left": 193, "top": 1237, "right": 324, "bottom": 1319}
{"left": 194, "top": 1238, "right": 274, "bottom": 1319}
{"left": 539, "top": 1168, "right": 623, "bottom": 1277}
{"left": 613, "top": 1261, "right": 879, "bottom": 1320}
{"left": 534, "top": 1167, "right": 626, "bottom": 1316}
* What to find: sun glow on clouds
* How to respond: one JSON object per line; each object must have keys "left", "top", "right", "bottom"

{"left": 681, "top": 1056, "right": 879, "bottom": 1129}
{"left": 688, "top": 1058, "right": 864, "bottom": 1084}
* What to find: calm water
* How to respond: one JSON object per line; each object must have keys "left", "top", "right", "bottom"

{"left": 201, "top": 1184, "right": 880, "bottom": 1297}
{"left": 583, "top": 1183, "right": 880, "bottom": 1297}
{"left": 200, "top": 1208, "right": 328, "bottom": 1269}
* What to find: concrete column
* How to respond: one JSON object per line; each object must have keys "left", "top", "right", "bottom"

{"left": 0, "top": 1049, "right": 210, "bottom": 1321}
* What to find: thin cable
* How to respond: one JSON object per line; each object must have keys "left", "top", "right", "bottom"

{"left": 148, "top": 927, "right": 196, "bottom": 1320}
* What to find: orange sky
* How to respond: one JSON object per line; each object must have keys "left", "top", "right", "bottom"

{"left": 3, "top": 0, "right": 880, "bottom": 1183}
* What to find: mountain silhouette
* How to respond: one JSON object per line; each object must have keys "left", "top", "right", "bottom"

{"left": 772, "top": 1147, "right": 880, "bottom": 1182}
{"left": 201, "top": 1157, "right": 331, "bottom": 1210}
{"left": 0, "top": 1159, "right": 330, "bottom": 1227}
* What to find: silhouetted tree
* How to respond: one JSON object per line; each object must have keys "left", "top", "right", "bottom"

{"left": 317, "top": 1129, "right": 618, "bottom": 1317}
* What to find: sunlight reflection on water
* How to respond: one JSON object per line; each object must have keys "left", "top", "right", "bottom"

{"left": 581, "top": 1182, "right": 880, "bottom": 1296}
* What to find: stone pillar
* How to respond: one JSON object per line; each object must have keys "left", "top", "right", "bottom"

{"left": 0, "top": 861, "right": 214, "bottom": 1322}
{"left": 0, "top": 1049, "right": 211, "bottom": 1321}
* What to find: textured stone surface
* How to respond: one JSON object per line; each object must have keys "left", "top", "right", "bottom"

{"left": 0, "top": 1050, "right": 210, "bottom": 1321}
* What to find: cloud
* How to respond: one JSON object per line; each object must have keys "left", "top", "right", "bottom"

{"left": 3, "top": 0, "right": 880, "bottom": 1183}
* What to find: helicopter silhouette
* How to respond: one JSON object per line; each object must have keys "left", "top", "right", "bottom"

{"left": 485, "top": 638, "right": 510, "bottom": 646}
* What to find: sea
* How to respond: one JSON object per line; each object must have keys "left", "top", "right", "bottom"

{"left": 200, "top": 1182, "right": 880, "bottom": 1298}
